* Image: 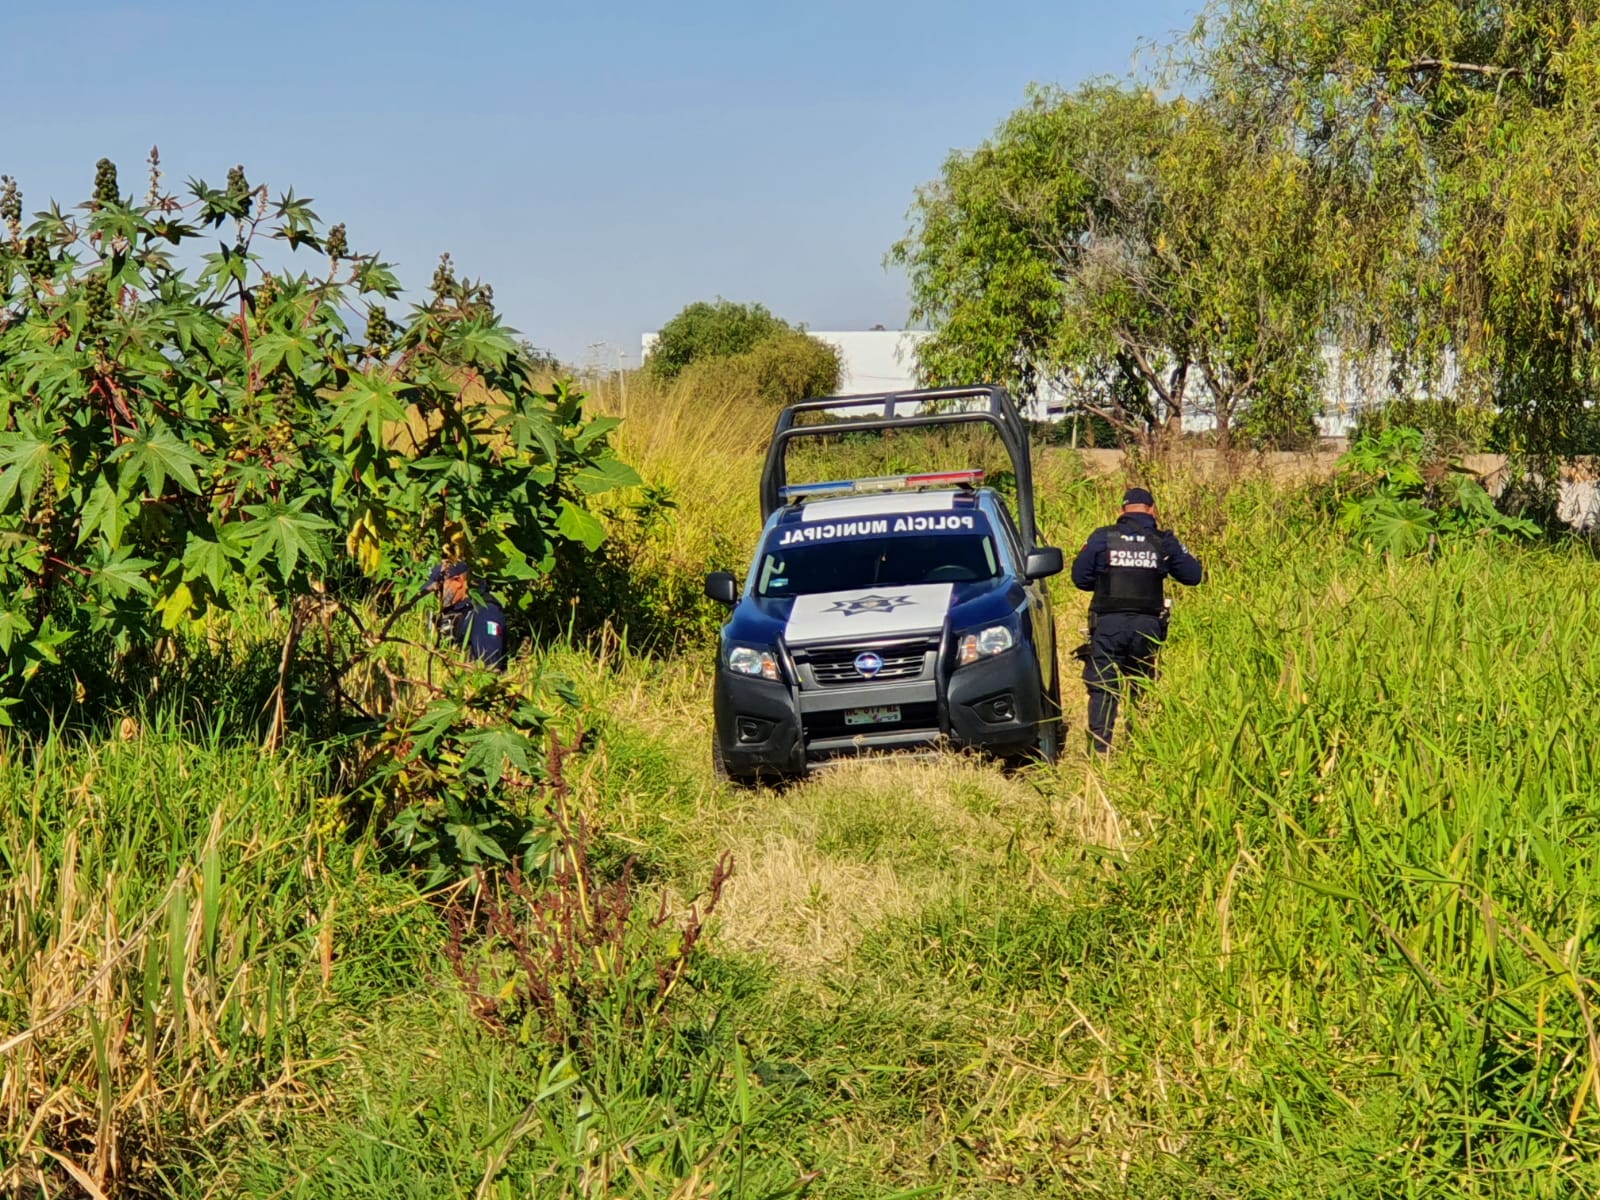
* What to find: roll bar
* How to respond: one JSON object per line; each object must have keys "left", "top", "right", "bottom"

{"left": 759, "top": 385, "right": 1041, "bottom": 551}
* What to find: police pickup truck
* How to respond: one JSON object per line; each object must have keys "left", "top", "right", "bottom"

{"left": 704, "top": 386, "right": 1064, "bottom": 783}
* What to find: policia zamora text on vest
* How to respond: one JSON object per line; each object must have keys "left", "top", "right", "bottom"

{"left": 1071, "top": 489, "right": 1203, "bottom": 753}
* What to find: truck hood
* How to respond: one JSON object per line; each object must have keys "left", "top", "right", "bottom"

{"left": 728, "top": 577, "right": 1021, "bottom": 647}
{"left": 783, "top": 583, "right": 952, "bottom": 643}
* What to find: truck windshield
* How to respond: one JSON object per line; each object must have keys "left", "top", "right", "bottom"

{"left": 755, "top": 529, "right": 1001, "bottom": 598}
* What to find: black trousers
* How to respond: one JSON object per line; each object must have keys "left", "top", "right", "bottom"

{"left": 1083, "top": 611, "right": 1163, "bottom": 752}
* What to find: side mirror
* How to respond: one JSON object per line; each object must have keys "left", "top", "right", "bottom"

{"left": 1024, "top": 546, "right": 1064, "bottom": 581}
{"left": 704, "top": 571, "right": 739, "bottom": 606}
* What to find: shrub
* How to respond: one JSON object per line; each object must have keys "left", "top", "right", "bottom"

{"left": 678, "top": 332, "right": 842, "bottom": 407}
{"left": 1349, "top": 398, "right": 1496, "bottom": 455}
{"left": 0, "top": 158, "right": 638, "bottom": 737}
{"left": 745, "top": 330, "right": 843, "bottom": 403}
{"left": 1336, "top": 425, "right": 1538, "bottom": 555}
{"left": 1236, "top": 388, "right": 1320, "bottom": 450}
{"left": 646, "top": 299, "right": 794, "bottom": 382}
{"left": 442, "top": 734, "right": 732, "bottom": 1053}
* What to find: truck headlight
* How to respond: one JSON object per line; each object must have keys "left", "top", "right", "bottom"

{"left": 727, "top": 645, "right": 780, "bottom": 681}
{"left": 957, "top": 624, "right": 1014, "bottom": 666}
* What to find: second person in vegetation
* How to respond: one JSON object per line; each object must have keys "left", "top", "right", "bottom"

{"left": 1072, "top": 487, "right": 1203, "bottom": 753}
{"left": 426, "top": 560, "right": 509, "bottom": 670}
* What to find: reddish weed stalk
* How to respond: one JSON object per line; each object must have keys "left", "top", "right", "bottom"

{"left": 444, "top": 732, "right": 731, "bottom": 1049}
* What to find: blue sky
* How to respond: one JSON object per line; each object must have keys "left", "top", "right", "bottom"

{"left": 6, "top": 1, "right": 1198, "bottom": 364}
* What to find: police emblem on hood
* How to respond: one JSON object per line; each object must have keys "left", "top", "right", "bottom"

{"left": 826, "top": 593, "right": 915, "bottom": 618}
{"left": 783, "top": 583, "right": 954, "bottom": 644}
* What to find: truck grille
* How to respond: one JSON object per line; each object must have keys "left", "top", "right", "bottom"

{"left": 801, "top": 638, "right": 936, "bottom": 687}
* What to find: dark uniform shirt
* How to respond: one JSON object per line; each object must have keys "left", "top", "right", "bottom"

{"left": 427, "top": 562, "right": 508, "bottom": 670}
{"left": 1071, "top": 512, "right": 1203, "bottom": 600}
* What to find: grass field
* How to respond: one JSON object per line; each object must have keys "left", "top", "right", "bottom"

{"left": 7, "top": 376, "right": 1600, "bottom": 1197}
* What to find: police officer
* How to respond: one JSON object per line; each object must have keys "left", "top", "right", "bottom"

{"left": 1071, "top": 487, "right": 1202, "bottom": 753}
{"left": 425, "top": 560, "right": 508, "bottom": 670}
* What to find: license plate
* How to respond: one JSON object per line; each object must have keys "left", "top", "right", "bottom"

{"left": 844, "top": 705, "right": 901, "bottom": 727}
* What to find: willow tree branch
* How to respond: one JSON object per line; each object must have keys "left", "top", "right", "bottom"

{"left": 1399, "top": 58, "right": 1526, "bottom": 79}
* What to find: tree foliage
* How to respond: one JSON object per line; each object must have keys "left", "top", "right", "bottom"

{"left": 0, "top": 156, "right": 636, "bottom": 786}
{"left": 897, "top": 3, "right": 1600, "bottom": 461}
{"left": 646, "top": 299, "right": 795, "bottom": 382}
{"left": 677, "top": 329, "right": 842, "bottom": 406}
{"left": 1197, "top": 0, "right": 1600, "bottom": 460}
{"left": 893, "top": 84, "right": 1329, "bottom": 446}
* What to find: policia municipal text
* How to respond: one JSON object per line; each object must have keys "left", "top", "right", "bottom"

{"left": 1071, "top": 487, "right": 1203, "bottom": 753}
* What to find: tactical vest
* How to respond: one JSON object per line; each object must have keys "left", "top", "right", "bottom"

{"left": 1091, "top": 527, "right": 1166, "bottom": 615}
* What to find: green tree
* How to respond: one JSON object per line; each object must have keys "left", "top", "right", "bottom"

{"left": 645, "top": 298, "right": 793, "bottom": 382}
{"left": 1195, "top": 0, "right": 1600, "bottom": 463}
{"left": 892, "top": 84, "right": 1329, "bottom": 448}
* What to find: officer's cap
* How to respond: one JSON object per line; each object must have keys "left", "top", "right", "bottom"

{"left": 1122, "top": 487, "right": 1155, "bottom": 507}
{"left": 427, "top": 560, "right": 471, "bottom": 587}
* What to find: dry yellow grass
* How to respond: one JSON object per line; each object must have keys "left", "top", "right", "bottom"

{"left": 703, "top": 754, "right": 1131, "bottom": 971}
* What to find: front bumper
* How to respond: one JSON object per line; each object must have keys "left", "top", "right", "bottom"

{"left": 713, "top": 647, "right": 1045, "bottom": 777}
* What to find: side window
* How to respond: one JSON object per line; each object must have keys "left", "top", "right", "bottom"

{"left": 991, "top": 505, "right": 1025, "bottom": 567}
{"left": 757, "top": 554, "right": 787, "bottom": 595}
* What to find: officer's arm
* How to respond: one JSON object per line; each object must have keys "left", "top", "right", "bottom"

{"left": 1163, "top": 532, "right": 1204, "bottom": 586}
{"left": 1070, "top": 530, "right": 1103, "bottom": 592}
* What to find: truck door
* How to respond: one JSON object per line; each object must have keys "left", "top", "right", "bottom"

{"left": 992, "top": 503, "right": 1054, "bottom": 690}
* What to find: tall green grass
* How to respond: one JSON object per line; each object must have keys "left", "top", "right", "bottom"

{"left": 0, "top": 720, "right": 366, "bottom": 1194}
{"left": 1086, "top": 529, "right": 1600, "bottom": 1195}
{"left": 712, "top": 489, "right": 1600, "bottom": 1196}
{"left": 585, "top": 381, "right": 1600, "bottom": 1194}
{"left": 10, "top": 374, "right": 1600, "bottom": 1197}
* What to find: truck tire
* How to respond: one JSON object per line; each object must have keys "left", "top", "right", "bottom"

{"left": 713, "top": 730, "right": 762, "bottom": 788}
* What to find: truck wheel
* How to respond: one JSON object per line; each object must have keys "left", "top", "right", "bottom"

{"left": 713, "top": 731, "right": 761, "bottom": 788}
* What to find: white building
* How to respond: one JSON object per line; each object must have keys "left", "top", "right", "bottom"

{"left": 639, "top": 327, "right": 1414, "bottom": 432}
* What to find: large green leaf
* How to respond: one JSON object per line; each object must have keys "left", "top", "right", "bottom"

{"left": 573, "top": 456, "right": 642, "bottom": 495}
{"left": 182, "top": 525, "right": 246, "bottom": 593}
{"left": 554, "top": 499, "right": 607, "bottom": 550}
{"left": 0, "top": 604, "right": 35, "bottom": 655}
{"left": 253, "top": 327, "right": 318, "bottom": 378}
{"left": 109, "top": 423, "right": 207, "bottom": 496}
{"left": 239, "top": 501, "right": 334, "bottom": 579}
{"left": 0, "top": 422, "right": 64, "bottom": 511}
{"left": 331, "top": 370, "right": 409, "bottom": 450}
{"left": 501, "top": 405, "right": 561, "bottom": 464}
{"left": 458, "top": 724, "right": 536, "bottom": 790}
{"left": 87, "top": 549, "right": 156, "bottom": 600}
{"left": 77, "top": 475, "right": 136, "bottom": 548}
{"left": 1363, "top": 498, "right": 1436, "bottom": 557}
{"left": 446, "top": 821, "right": 511, "bottom": 865}
{"left": 449, "top": 319, "right": 518, "bottom": 369}
{"left": 572, "top": 415, "right": 622, "bottom": 452}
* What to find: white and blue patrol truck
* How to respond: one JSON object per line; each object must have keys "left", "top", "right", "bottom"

{"left": 704, "top": 386, "right": 1065, "bottom": 783}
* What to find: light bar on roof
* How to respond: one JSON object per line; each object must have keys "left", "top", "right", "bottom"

{"left": 778, "top": 469, "right": 984, "bottom": 503}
